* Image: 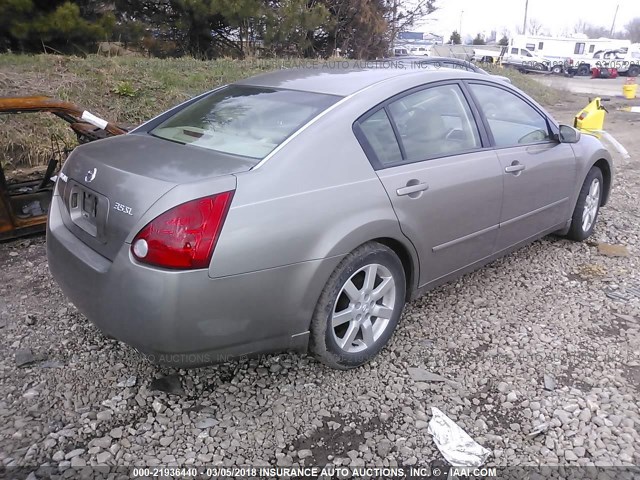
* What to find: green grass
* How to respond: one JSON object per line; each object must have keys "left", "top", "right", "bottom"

{"left": 0, "top": 54, "right": 563, "bottom": 168}
{"left": 483, "top": 64, "right": 562, "bottom": 105}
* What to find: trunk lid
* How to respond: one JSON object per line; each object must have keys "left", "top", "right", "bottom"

{"left": 58, "top": 133, "right": 255, "bottom": 260}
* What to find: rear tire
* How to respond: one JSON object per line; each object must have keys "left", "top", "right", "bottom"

{"left": 628, "top": 65, "right": 640, "bottom": 77}
{"left": 551, "top": 65, "right": 563, "bottom": 74}
{"left": 566, "top": 167, "right": 603, "bottom": 241}
{"left": 310, "top": 242, "right": 406, "bottom": 369}
{"left": 577, "top": 64, "right": 590, "bottom": 76}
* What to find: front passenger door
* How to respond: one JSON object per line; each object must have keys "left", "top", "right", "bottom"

{"left": 467, "top": 82, "right": 577, "bottom": 253}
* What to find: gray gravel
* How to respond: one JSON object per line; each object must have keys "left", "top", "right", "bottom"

{"left": 1, "top": 102, "right": 640, "bottom": 470}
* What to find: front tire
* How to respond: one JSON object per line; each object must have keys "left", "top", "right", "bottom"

{"left": 566, "top": 167, "right": 603, "bottom": 241}
{"left": 310, "top": 242, "right": 406, "bottom": 369}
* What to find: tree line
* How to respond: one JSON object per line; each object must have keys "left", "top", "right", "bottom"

{"left": 447, "top": 18, "right": 640, "bottom": 46}
{"left": 0, "top": 0, "right": 436, "bottom": 59}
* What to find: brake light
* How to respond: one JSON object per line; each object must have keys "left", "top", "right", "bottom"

{"left": 131, "top": 191, "right": 234, "bottom": 269}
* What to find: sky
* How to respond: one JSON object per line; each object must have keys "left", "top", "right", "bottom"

{"left": 415, "top": 0, "right": 640, "bottom": 39}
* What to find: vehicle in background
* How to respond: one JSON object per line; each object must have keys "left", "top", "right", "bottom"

{"left": 408, "top": 45, "right": 430, "bottom": 56}
{"left": 471, "top": 47, "right": 554, "bottom": 74}
{"left": 471, "top": 47, "right": 503, "bottom": 64}
{"left": 392, "top": 47, "right": 409, "bottom": 57}
{"left": 593, "top": 44, "right": 640, "bottom": 77}
{"left": 501, "top": 46, "right": 550, "bottom": 71}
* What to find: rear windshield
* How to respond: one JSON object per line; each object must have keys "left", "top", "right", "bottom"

{"left": 150, "top": 86, "right": 339, "bottom": 159}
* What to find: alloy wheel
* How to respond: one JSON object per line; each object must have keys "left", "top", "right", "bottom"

{"left": 331, "top": 264, "right": 396, "bottom": 353}
{"left": 582, "top": 178, "right": 600, "bottom": 232}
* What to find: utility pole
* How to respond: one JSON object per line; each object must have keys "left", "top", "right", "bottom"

{"left": 459, "top": 10, "right": 464, "bottom": 39}
{"left": 391, "top": 0, "right": 398, "bottom": 50}
{"left": 522, "top": 0, "right": 529, "bottom": 34}
{"left": 610, "top": 3, "right": 620, "bottom": 36}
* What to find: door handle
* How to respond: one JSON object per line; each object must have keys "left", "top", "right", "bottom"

{"left": 505, "top": 163, "right": 526, "bottom": 174}
{"left": 396, "top": 182, "right": 429, "bottom": 196}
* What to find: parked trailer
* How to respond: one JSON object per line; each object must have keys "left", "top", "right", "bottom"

{"left": 509, "top": 35, "right": 631, "bottom": 75}
{"left": 595, "top": 44, "right": 640, "bottom": 77}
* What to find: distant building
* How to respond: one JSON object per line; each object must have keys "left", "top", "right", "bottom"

{"left": 397, "top": 32, "right": 444, "bottom": 45}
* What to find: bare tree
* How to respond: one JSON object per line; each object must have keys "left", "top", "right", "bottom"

{"left": 573, "top": 19, "right": 587, "bottom": 34}
{"left": 390, "top": 0, "right": 437, "bottom": 34}
{"left": 527, "top": 18, "right": 543, "bottom": 35}
{"left": 626, "top": 17, "right": 640, "bottom": 43}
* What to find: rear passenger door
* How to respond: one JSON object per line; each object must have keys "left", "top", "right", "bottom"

{"left": 467, "top": 82, "right": 576, "bottom": 252}
{"left": 354, "top": 82, "right": 503, "bottom": 287}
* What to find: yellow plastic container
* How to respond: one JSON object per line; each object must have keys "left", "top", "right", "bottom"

{"left": 574, "top": 97, "right": 606, "bottom": 131}
{"left": 623, "top": 83, "right": 638, "bottom": 99}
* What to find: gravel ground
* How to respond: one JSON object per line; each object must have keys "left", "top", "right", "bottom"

{"left": 1, "top": 96, "right": 640, "bottom": 474}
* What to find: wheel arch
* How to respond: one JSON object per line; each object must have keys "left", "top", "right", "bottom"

{"left": 592, "top": 158, "right": 611, "bottom": 206}
{"left": 372, "top": 236, "right": 418, "bottom": 302}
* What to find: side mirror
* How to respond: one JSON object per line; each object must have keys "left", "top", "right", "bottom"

{"left": 559, "top": 124, "right": 581, "bottom": 143}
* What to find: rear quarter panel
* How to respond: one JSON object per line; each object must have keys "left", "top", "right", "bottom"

{"left": 208, "top": 109, "right": 412, "bottom": 278}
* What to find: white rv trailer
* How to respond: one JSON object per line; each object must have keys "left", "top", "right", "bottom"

{"left": 509, "top": 35, "right": 631, "bottom": 74}
{"left": 510, "top": 34, "right": 630, "bottom": 62}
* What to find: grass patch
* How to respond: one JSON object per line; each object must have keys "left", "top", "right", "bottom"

{"left": 483, "top": 64, "right": 562, "bottom": 105}
{"left": 0, "top": 54, "right": 563, "bottom": 169}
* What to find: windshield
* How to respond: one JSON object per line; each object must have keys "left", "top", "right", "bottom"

{"left": 151, "top": 86, "right": 339, "bottom": 159}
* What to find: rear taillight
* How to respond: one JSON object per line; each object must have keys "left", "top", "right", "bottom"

{"left": 131, "top": 191, "right": 234, "bottom": 270}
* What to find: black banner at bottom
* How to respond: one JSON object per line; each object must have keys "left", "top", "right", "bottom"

{"left": 1, "top": 465, "right": 639, "bottom": 480}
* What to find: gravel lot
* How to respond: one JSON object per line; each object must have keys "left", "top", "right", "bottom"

{"left": 1, "top": 95, "right": 639, "bottom": 474}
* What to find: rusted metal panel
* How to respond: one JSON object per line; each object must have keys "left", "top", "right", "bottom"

{"left": 0, "top": 96, "right": 127, "bottom": 241}
{"left": 0, "top": 96, "right": 127, "bottom": 136}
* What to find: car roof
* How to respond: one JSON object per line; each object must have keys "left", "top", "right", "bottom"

{"left": 416, "top": 56, "right": 468, "bottom": 63}
{"left": 380, "top": 56, "right": 486, "bottom": 74}
{"left": 235, "top": 66, "right": 442, "bottom": 96}
{"left": 379, "top": 55, "right": 470, "bottom": 63}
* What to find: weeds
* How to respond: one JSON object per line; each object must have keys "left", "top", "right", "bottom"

{"left": 112, "top": 81, "right": 137, "bottom": 97}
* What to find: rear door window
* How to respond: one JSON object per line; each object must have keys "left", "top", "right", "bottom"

{"left": 151, "top": 86, "right": 339, "bottom": 159}
{"left": 387, "top": 84, "right": 481, "bottom": 162}
{"left": 357, "top": 109, "right": 403, "bottom": 166}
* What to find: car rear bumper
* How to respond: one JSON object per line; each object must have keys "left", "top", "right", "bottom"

{"left": 47, "top": 195, "right": 341, "bottom": 367}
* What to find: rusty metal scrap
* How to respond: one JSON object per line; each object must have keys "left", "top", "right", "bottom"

{"left": 1, "top": 96, "right": 127, "bottom": 241}
{"left": 0, "top": 95, "right": 127, "bottom": 137}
